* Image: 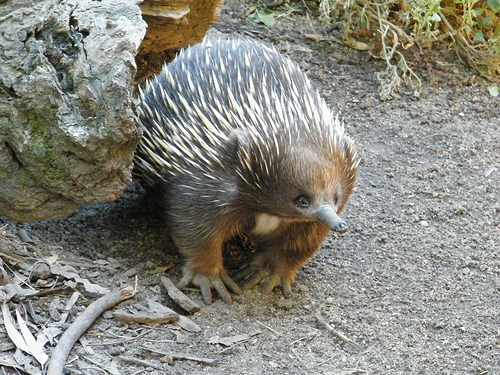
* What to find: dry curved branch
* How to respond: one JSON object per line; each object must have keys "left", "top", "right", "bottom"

{"left": 46, "top": 285, "right": 135, "bottom": 375}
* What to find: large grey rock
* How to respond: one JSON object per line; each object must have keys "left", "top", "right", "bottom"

{"left": 0, "top": 0, "right": 146, "bottom": 221}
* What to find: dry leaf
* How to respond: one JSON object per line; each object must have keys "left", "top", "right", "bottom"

{"left": 1, "top": 283, "right": 38, "bottom": 302}
{"left": 37, "top": 326, "right": 63, "bottom": 347}
{"left": 0, "top": 354, "right": 22, "bottom": 370}
{"left": 176, "top": 314, "right": 202, "bottom": 333}
{"left": 2, "top": 302, "right": 49, "bottom": 366}
{"left": 15, "top": 308, "right": 48, "bottom": 365}
{"left": 343, "top": 35, "right": 371, "bottom": 50}
{"left": 208, "top": 332, "right": 259, "bottom": 346}
{"left": 113, "top": 308, "right": 179, "bottom": 325}
{"left": 3, "top": 302, "right": 30, "bottom": 353}
{"left": 50, "top": 264, "right": 110, "bottom": 294}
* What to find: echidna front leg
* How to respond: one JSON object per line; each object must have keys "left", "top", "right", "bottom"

{"left": 237, "top": 221, "right": 331, "bottom": 295}
{"left": 168, "top": 177, "right": 243, "bottom": 304}
{"left": 174, "top": 237, "right": 243, "bottom": 304}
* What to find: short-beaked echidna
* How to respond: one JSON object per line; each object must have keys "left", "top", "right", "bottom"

{"left": 134, "top": 39, "right": 359, "bottom": 304}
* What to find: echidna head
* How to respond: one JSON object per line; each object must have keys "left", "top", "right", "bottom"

{"left": 230, "top": 127, "right": 358, "bottom": 232}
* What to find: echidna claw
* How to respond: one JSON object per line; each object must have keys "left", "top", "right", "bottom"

{"left": 220, "top": 272, "right": 244, "bottom": 295}
{"left": 177, "top": 270, "right": 242, "bottom": 305}
{"left": 235, "top": 268, "right": 267, "bottom": 290}
{"left": 197, "top": 275, "right": 213, "bottom": 305}
{"left": 177, "top": 270, "right": 195, "bottom": 289}
{"left": 208, "top": 274, "right": 233, "bottom": 304}
{"left": 281, "top": 279, "right": 292, "bottom": 296}
{"left": 261, "top": 274, "right": 281, "bottom": 295}
{"left": 237, "top": 267, "right": 293, "bottom": 296}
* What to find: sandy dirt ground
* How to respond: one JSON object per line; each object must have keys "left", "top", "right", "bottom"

{"left": 1, "top": 1, "right": 499, "bottom": 374}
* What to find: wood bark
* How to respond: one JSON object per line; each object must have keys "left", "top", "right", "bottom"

{"left": 139, "top": 0, "right": 223, "bottom": 53}
{"left": 0, "top": 0, "right": 222, "bottom": 222}
{"left": 136, "top": 0, "right": 224, "bottom": 83}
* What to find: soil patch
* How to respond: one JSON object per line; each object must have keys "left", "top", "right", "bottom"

{"left": 1, "top": 1, "right": 499, "bottom": 374}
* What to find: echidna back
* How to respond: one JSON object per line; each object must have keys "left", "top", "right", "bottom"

{"left": 134, "top": 39, "right": 349, "bottom": 187}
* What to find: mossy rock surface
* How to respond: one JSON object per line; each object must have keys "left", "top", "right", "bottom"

{"left": 0, "top": 0, "right": 146, "bottom": 221}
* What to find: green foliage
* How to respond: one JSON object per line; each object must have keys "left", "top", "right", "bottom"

{"left": 488, "top": 86, "right": 499, "bottom": 96}
{"left": 319, "top": 0, "right": 499, "bottom": 97}
{"left": 248, "top": 10, "right": 277, "bottom": 26}
{"left": 247, "top": 1, "right": 302, "bottom": 26}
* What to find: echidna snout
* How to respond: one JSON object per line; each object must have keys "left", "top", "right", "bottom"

{"left": 316, "top": 205, "right": 349, "bottom": 233}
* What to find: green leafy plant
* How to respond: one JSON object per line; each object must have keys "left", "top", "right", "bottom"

{"left": 248, "top": 9, "right": 277, "bottom": 26}
{"left": 319, "top": 0, "right": 500, "bottom": 98}
{"left": 248, "top": 1, "right": 302, "bottom": 26}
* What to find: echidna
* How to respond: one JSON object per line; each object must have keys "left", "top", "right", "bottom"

{"left": 134, "top": 39, "right": 359, "bottom": 304}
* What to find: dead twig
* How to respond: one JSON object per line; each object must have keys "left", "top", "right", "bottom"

{"left": 91, "top": 328, "right": 155, "bottom": 346}
{"left": 256, "top": 320, "right": 284, "bottom": 337}
{"left": 218, "top": 339, "right": 248, "bottom": 354}
{"left": 314, "top": 312, "right": 362, "bottom": 350}
{"left": 160, "top": 276, "right": 200, "bottom": 314}
{"left": 46, "top": 285, "right": 135, "bottom": 375}
{"left": 308, "top": 353, "right": 339, "bottom": 370}
{"left": 26, "top": 284, "right": 73, "bottom": 299}
{"left": 119, "top": 356, "right": 165, "bottom": 371}
{"left": 58, "top": 291, "right": 80, "bottom": 324}
{"left": 168, "top": 352, "right": 219, "bottom": 366}
{"left": 140, "top": 345, "right": 218, "bottom": 366}
{"left": 0, "top": 250, "right": 26, "bottom": 263}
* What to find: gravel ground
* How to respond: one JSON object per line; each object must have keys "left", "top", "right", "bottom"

{"left": 1, "top": 1, "right": 499, "bottom": 374}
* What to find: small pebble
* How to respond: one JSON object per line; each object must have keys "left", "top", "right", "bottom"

{"left": 125, "top": 267, "right": 137, "bottom": 277}
{"left": 296, "top": 283, "right": 309, "bottom": 293}
{"left": 275, "top": 299, "right": 293, "bottom": 310}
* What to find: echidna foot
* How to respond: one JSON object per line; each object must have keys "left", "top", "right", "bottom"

{"left": 177, "top": 269, "right": 242, "bottom": 305}
{"left": 236, "top": 268, "right": 293, "bottom": 296}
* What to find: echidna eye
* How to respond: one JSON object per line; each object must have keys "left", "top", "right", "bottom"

{"left": 334, "top": 193, "right": 339, "bottom": 205}
{"left": 295, "top": 195, "right": 310, "bottom": 208}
